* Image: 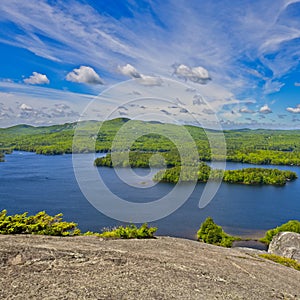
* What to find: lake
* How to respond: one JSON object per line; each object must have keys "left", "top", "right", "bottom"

{"left": 0, "top": 151, "right": 300, "bottom": 239}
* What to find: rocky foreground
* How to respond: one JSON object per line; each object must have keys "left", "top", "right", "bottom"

{"left": 0, "top": 235, "right": 300, "bottom": 300}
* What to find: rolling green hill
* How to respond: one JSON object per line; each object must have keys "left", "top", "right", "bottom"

{"left": 1, "top": 118, "right": 300, "bottom": 165}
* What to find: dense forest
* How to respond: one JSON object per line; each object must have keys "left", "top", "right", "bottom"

{"left": 94, "top": 151, "right": 182, "bottom": 168}
{"left": 153, "top": 165, "right": 297, "bottom": 185}
{"left": 2, "top": 118, "right": 300, "bottom": 165}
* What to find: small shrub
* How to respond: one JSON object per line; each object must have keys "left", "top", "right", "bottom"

{"left": 259, "top": 253, "right": 300, "bottom": 271}
{"left": 260, "top": 220, "right": 300, "bottom": 245}
{"left": 0, "top": 210, "right": 81, "bottom": 236}
{"left": 84, "top": 223, "right": 157, "bottom": 239}
{"left": 0, "top": 210, "right": 158, "bottom": 239}
{"left": 197, "top": 217, "right": 239, "bottom": 247}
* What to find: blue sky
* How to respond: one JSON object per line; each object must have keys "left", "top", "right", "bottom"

{"left": 0, "top": 0, "right": 300, "bottom": 128}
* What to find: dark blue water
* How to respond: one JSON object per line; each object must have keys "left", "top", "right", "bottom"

{"left": 0, "top": 151, "right": 299, "bottom": 239}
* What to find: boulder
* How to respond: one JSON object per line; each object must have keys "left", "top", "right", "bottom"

{"left": 268, "top": 231, "right": 300, "bottom": 262}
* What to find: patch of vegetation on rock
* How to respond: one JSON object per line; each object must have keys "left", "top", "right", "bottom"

{"left": 260, "top": 220, "right": 300, "bottom": 245}
{"left": 84, "top": 223, "right": 157, "bottom": 239}
{"left": 197, "top": 217, "right": 240, "bottom": 247}
{"left": 259, "top": 253, "right": 300, "bottom": 271}
{"left": 0, "top": 210, "right": 158, "bottom": 239}
{"left": 0, "top": 210, "right": 81, "bottom": 236}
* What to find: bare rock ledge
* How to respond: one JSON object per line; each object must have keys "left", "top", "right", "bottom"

{"left": 0, "top": 235, "right": 299, "bottom": 299}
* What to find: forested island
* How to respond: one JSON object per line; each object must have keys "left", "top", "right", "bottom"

{"left": 2, "top": 118, "right": 300, "bottom": 166}
{"left": 153, "top": 165, "right": 297, "bottom": 185}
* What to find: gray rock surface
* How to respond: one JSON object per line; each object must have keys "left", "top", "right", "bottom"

{"left": 0, "top": 235, "right": 300, "bottom": 299}
{"left": 268, "top": 231, "right": 300, "bottom": 262}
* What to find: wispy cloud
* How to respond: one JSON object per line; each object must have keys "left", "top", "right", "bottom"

{"left": 0, "top": 0, "right": 300, "bottom": 128}
{"left": 0, "top": 0, "right": 298, "bottom": 94}
{"left": 0, "top": 81, "right": 95, "bottom": 126}
{"left": 239, "top": 107, "right": 255, "bottom": 114}
{"left": 263, "top": 80, "right": 285, "bottom": 95}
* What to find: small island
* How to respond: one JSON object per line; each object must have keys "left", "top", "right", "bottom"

{"left": 154, "top": 165, "right": 297, "bottom": 185}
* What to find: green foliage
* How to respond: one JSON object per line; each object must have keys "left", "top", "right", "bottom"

{"left": 154, "top": 162, "right": 210, "bottom": 183}
{"left": 260, "top": 220, "right": 300, "bottom": 244}
{"left": 0, "top": 210, "right": 81, "bottom": 236}
{"left": 154, "top": 164, "right": 297, "bottom": 186}
{"left": 84, "top": 223, "right": 157, "bottom": 239}
{"left": 94, "top": 150, "right": 181, "bottom": 168}
{"left": 2, "top": 119, "right": 300, "bottom": 166}
{"left": 222, "top": 168, "right": 297, "bottom": 185}
{"left": 0, "top": 210, "right": 157, "bottom": 239}
{"left": 259, "top": 253, "right": 300, "bottom": 271}
{"left": 197, "top": 217, "right": 239, "bottom": 247}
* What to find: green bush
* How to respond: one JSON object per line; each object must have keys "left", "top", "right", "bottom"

{"left": 0, "top": 210, "right": 81, "bottom": 236}
{"left": 260, "top": 220, "right": 300, "bottom": 244}
{"left": 259, "top": 253, "right": 300, "bottom": 271}
{"left": 84, "top": 223, "right": 157, "bottom": 239}
{"left": 0, "top": 210, "right": 158, "bottom": 239}
{"left": 197, "top": 217, "right": 239, "bottom": 247}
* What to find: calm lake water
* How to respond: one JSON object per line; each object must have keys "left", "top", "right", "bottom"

{"left": 0, "top": 151, "right": 300, "bottom": 239}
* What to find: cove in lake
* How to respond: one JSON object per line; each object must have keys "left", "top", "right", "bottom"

{"left": 0, "top": 151, "right": 300, "bottom": 240}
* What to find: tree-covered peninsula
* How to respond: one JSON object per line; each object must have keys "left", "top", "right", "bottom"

{"left": 94, "top": 151, "right": 180, "bottom": 168}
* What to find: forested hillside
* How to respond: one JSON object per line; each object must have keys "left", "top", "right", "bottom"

{"left": 1, "top": 118, "right": 300, "bottom": 165}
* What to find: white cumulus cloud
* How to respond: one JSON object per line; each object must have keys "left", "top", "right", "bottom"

{"left": 20, "top": 103, "right": 33, "bottom": 110}
{"left": 294, "top": 82, "right": 300, "bottom": 87}
{"left": 173, "top": 64, "right": 211, "bottom": 84}
{"left": 259, "top": 104, "right": 272, "bottom": 114}
{"left": 23, "top": 72, "right": 50, "bottom": 85}
{"left": 66, "top": 66, "right": 103, "bottom": 85}
{"left": 118, "top": 64, "right": 141, "bottom": 78}
{"left": 286, "top": 104, "right": 300, "bottom": 113}
{"left": 118, "top": 63, "right": 162, "bottom": 86}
